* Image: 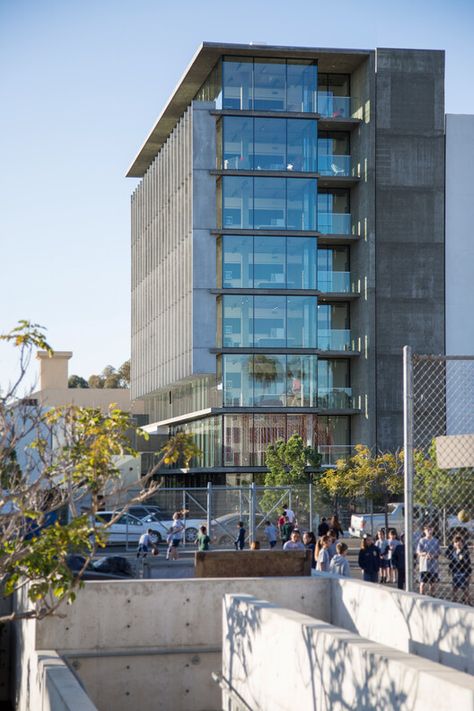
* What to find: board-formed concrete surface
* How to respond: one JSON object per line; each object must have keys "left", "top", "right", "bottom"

{"left": 194, "top": 549, "right": 312, "bottom": 577}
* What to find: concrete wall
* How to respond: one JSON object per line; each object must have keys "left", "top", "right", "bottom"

{"left": 222, "top": 593, "right": 474, "bottom": 711}
{"left": 348, "top": 52, "right": 377, "bottom": 447}
{"left": 375, "top": 49, "right": 445, "bottom": 450}
{"left": 15, "top": 575, "right": 474, "bottom": 710}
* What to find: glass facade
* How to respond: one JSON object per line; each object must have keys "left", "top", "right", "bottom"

{"left": 317, "top": 189, "right": 351, "bottom": 234}
{"left": 317, "top": 246, "right": 350, "bottom": 292}
{"left": 221, "top": 176, "right": 317, "bottom": 230}
{"left": 221, "top": 295, "right": 317, "bottom": 348}
{"left": 221, "top": 353, "right": 317, "bottom": 407}
{"left": 223, "top": 57, "right": 317, "bottom": 113}
{"left": 317, "top": 302, "right": 351, "bottom": 351}
{"left": 221, "top": 234, "right": 317, "bottom": 290}
{"left": 318, "top": 359, "right": 352, "bottom": 408}
{"left": 318, "top": 131, "right": 351, "bottom": 176}
{"left": 221, "top": 116, "right": 317, "bottom": 172}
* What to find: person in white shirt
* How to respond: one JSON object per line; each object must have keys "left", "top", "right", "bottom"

{"left": 137, "top": 529, "right": 157, "bottom": 558}
{"left": 283, "top": 530, "right": 305, "bottom": 550}
{"left": 284, "top": 507, "right": 296, "bottom": 524}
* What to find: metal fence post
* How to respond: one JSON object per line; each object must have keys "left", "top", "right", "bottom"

{"left": 207, "top": 482, "right": 212, "bottom": 536}
{"left": 249, "top": 483, "right": 256, "bottom": 543}
{"left": 403, "top": 345, "right": 414, "bottom": 592}
{"left": 309, "top": 482, "right": 313, "bottom": 531}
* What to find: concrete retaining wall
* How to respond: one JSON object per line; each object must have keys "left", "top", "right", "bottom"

{"left": 194, "top": 549, "right": 312, "bottom": 577}
{"left": 14, "top": 575, "right": 474, "bottom": 710}
{"left": 222, "top": 594, "right": 474, "bottom": 711}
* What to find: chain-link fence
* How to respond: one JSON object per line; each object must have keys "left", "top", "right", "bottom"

{"left": 112, "top": 483, "right": 338, "bottom": 549}
{"left": 404, "top": 348, "right": 474, "bottom": 602}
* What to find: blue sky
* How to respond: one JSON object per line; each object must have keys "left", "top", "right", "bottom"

{"left": 1, "top": 0, "right": 473, "bottom": 391}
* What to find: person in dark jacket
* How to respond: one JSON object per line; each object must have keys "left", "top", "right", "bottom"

{"left": 234, "top": 521, "right": 246, "bottom": 550}
{"left": 446, "top": 534, "right": 471, "bottom": 605}
{"left": 318, "top": 517, "right": 329, "bottom": 537}
{"left": 358, "top": 534, "right": 380, "bottom": 582}
{"left": 280, "top": 516, "right": 294, "bottom": 545}
{"left": 391, "top": 533, "right": 406, "bottom": 590}
{"left": 329, "top": 515, "right": 344, "bottom": 539}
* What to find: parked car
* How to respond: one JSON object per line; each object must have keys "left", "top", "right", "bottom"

{"left": 95, "top": 511, "right": 161, "bottom": 544}
{"left": 141, "top": 512, "right": 205, "bottom": 543}
{"left": 349, "top": 503, "right": 473, "bottom": 539}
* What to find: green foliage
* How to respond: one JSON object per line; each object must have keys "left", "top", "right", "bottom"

{"left": 0, "top": 321, "right": 200, "bottom": 623}
{"left": 320, "top": 444, "right": 404, "bottom": 506}
{"left": 118, "top": 360, "right": 131, "bottom": 387}
{"left": 414, "top": 443, "right": 474, "bottom": 512}
{"left": 260, "top": 435, "right": 321, "bottom": 513}
{"left": 68, "top": 375, "right": 89, "bottom": 389}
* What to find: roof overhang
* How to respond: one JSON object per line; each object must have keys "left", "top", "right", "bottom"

{"left": 126, "top": 41, "right": 372, "bottom": 178}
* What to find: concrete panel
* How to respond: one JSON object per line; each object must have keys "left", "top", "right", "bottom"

{"left": 375, "top": 48, "right": 445, "bottom": 451}
{"left": 222, "top": 593, "right": 474, "bottom": 711}
{"left": 71, "top": 651, "right": 220, "bottom": 711}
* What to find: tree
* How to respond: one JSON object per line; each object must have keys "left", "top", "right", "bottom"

{"left": 118, "top": 359, "right": 131, "bottom": 387}
{"left": 414, "top": 443, "right": 474, "bottom": 514}
{"left": 320, "top": 445, "right": 404, "bottom": 529}
{"left": 260, "top": 435, "right": 321, "bottom": 516}
{"left": 68, "top": 375, "right": 89, "bottom": 389}
{"left": 0, "top": 321, "right": 200, "bottom": 623}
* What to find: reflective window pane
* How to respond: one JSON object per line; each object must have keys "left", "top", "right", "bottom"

{"left": 222, "top": 235, "right": 253, "bottom": 288}
{"left": 317, "top": 246, "right": 350, "bottom": 292}
{"left": 222, "top": 295, "right": 253, "bottom": 347}
{"left": 318, "top": 359, "right": 351, "bottom": 408}
{"left": 287, "top": 414, "right": 317, "bottom": 446}
{"left": 252, "top": 414, "right": 286, "bottom": 465}
{"left": 287, "top": 178, "right": 317, "bottom": 231}
{"left": 223, "top": 116, "right": 253, "bottom": 170}
{"left": 253, "top": 296, "right": 286, "bottom": 347}
{"left": 287, "top": 119, "right": 317, "bottom": 172}
{"left": 252, "top": 356, "right": 286, "bottom": 407}
{"left": 253, "top": 236, "right": 285, "bottom": 288}
{"left": 253, "top": 177, "right": 285, "bottom": 229}
{"left": 253, "top": 59, "right": 286, "bottom": 111}
{"left": 287, "top": 61, "right": 317, "bottom": 113}
{"left": 224, "top": 414, "right": 252, "bottom": 466}
{"left": 223, "top": 58, "right": 253, "bottom": 110}
{"left": 222, "top": 176, "right": 252, "bottom": 229}
{"left": 222, "top": 354, "right": 254, "bottom": 406}
{"left": 317, "top": 303, "right": 350, "bottom": 351}
{"left": 287, "top": 355, "right": 317, "bottom": 407}
{"left": 287, "top": 296, "right": 317, "bottom": 347}
{"left": 287, "top": 237, "right": 317, "bottom": 289}
{"left": 254, "top": 118, "right": 286, "bottom": 171}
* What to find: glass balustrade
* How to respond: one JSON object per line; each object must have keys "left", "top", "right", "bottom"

{"left": 317, "top": 93, "right": 352, "bottom": 118}
{"left": 317, "top": 154, "right": 351, "bottom": 177}
{"left": 318, "top": 329, "right": 352, "bottom": 351}
{"left": 318, "top": 444, "right": 353, "bottom": 465}
{"left": 317, "top": 271, "right": 351, "bottom": 293}
{"left": 317, "top": 388, "right": 353, "bottom": 409}
{"left": 318, "top": 213, "right": 352, "bottom": 235}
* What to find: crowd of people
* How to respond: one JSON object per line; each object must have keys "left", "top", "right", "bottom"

{"left": 137, "top": 509, "right": 472, "bottom": 604}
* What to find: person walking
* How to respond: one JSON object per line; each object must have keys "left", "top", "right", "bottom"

{"left": 375, "top": 528, "right": 390, "bottom": 583}
{"left": 196, "top": 525, "right": 211, "bottom": 551}
{"left": 391, "top": 533, "right": 406, "bottom": 590}
{"left": 166, "top": 512, "right": 185, "bottom": 561}
{"left": 387, "top": 528, "right": 401, "bottom": 584}
{"left": 264, "top": 520, "right": 278, "bottom": 548}
{"left": 329, "top": 515, "right": 344, "bottom": 539}
{"left": 358, "top": 534, "right": 380, "bottom": 582}
{"left": 417, "top": 523, "right": 440, "bottom": 596}
{"left": 234, "top": 521, "right": 246, "bottom": 550}
{"left": 317, "top": 517, "right": 329, "bottom": 537}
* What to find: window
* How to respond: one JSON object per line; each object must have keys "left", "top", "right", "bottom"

{"left": 318, "top": 73, "right": 350, "bottom": 117}
{"left": 317, "top": 189, "right": 351, "bottom": 234}
{"left": 223, "top": 116, "right": 253, "bottom": 170}
{"left": 222, "top": 295, "right": 253, "bottom": 347}
{"left": 317, "top": 246, "right": 350, "bottom": 292}
{"left": 254, "top": 60, "right": 286, "bottom": 111}
{"left": 317, "top": 303, "right": 351, "bottom": 351}
{"left": 318, "top": 359, "right": 351, "bottom": 408}
{"left": 318, "top": 131, "right": 350, "bottom": 176}
{"left": 222, "top": 235, "right": 253, "bottom": 288}
{"left": 223, "top": 58, "right": 253, "bottom": 110}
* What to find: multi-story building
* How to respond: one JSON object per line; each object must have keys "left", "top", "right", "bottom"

{"left": 127, "top": 43, "right": 445, "bottom": 485}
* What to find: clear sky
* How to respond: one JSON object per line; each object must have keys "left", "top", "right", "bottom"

{"left": 1, "top": 0, "right": 473, "bottom": 391}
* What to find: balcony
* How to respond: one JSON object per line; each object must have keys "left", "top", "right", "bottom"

{"left": 318, "top": 388, "right": 353, "bottom": 410}
{"left": 318, "top": 329, "right": 352, "bottom": 352}
{"left": 318, "top": 444, "right": 353, "bottom": 466}
{"left": 317, "top": 93, "right": 353, "bottom": 119}
{"left": 318, "top": 155, "right": 351, "bottom": 177}
{"left": 318, "top": 271, "right": 351, "bottom": 293}
{"left": 318, "top": 213, "right": 352, "bottom": 235}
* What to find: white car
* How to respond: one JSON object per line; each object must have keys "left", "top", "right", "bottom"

{"left": 141, "top": 512, "right": 205, "bottom": 543}
{"left": 95, "top": 512, "right": 160, "bottom": 545}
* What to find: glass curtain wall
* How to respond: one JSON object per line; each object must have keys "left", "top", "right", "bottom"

{"left": 221, "top": 235, "right": 317, "bottom": 289}
{"left": 223, "top": 57, "right": 317, "bottom": 112}
{"left": 317, "top": 73, "right": 350, "bottom": 118}
{"left": 317, "top": 359, "right": 351, "bottom": 408}
{"left": 221, "top": 176, "right": 317, "bottom": 230}
{"left": 221, "top": 354, "right": 317, "bottom": 407}
{"left": 221, "top": 295, "right": 317, "bottom": 348}
{"left": 221, "top": 116, "right": 318, "bottom": 172}
{"left": 318, "top": 131, "right": 350, "bottom": 176}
